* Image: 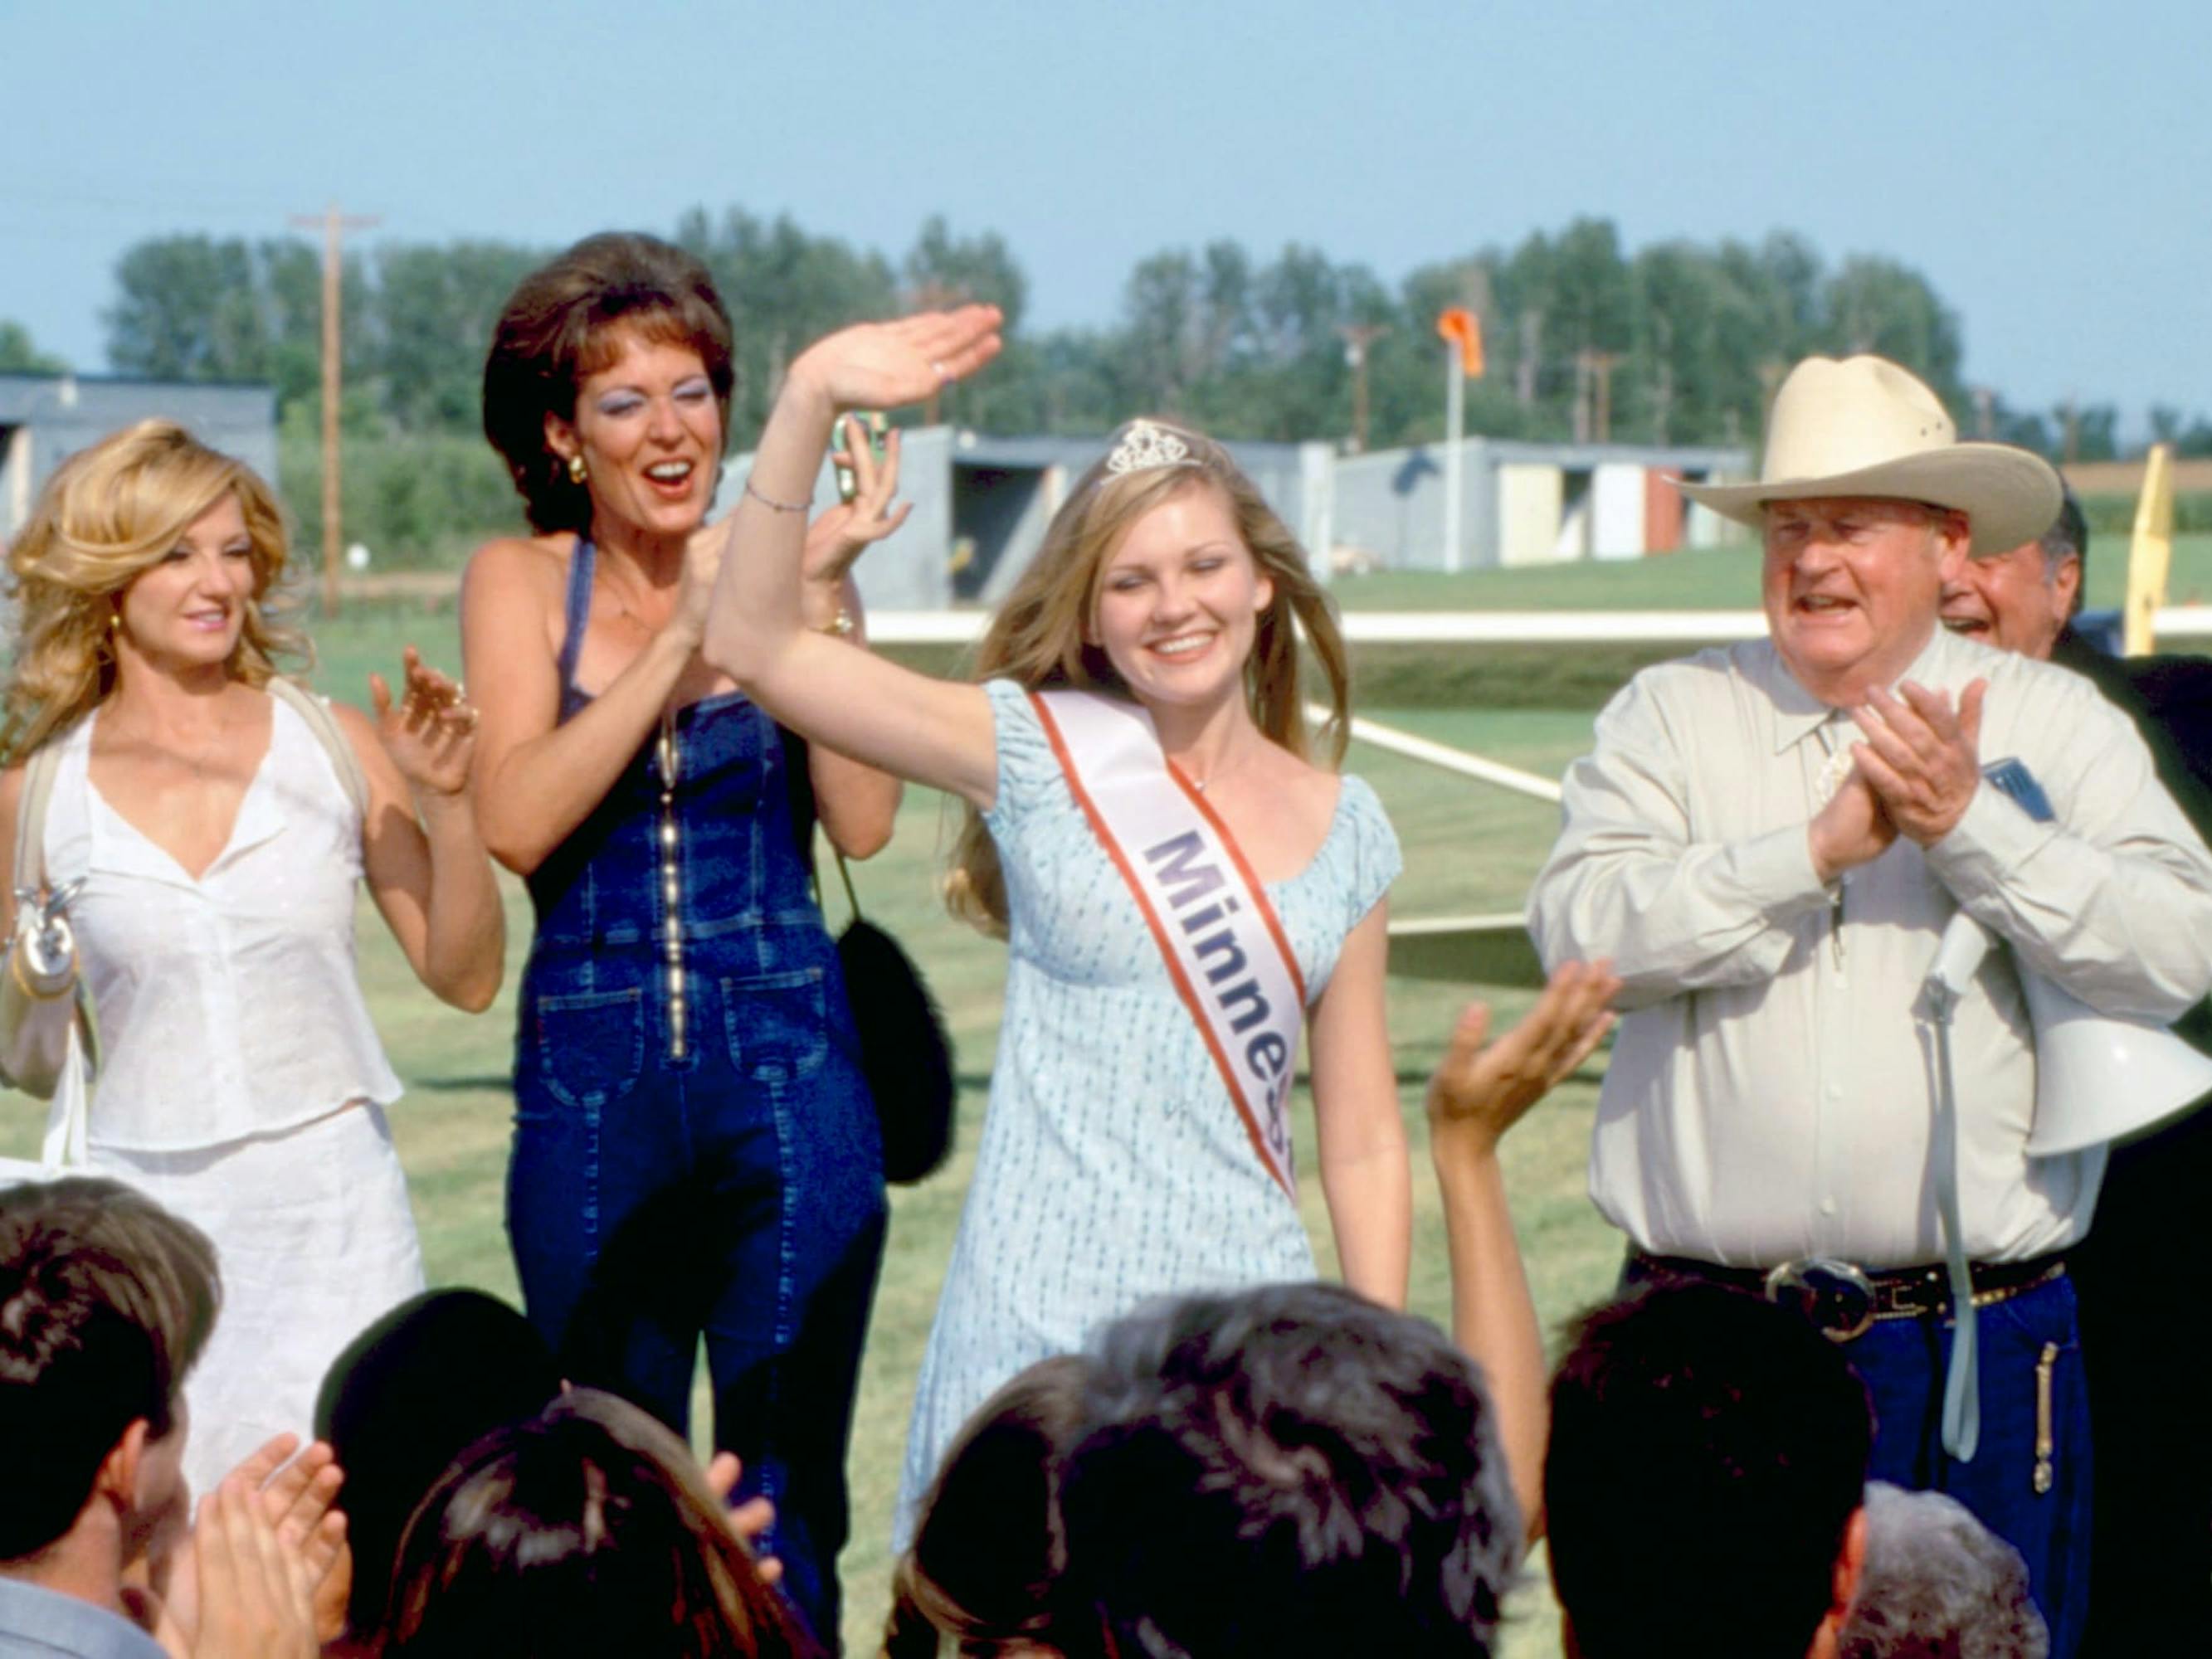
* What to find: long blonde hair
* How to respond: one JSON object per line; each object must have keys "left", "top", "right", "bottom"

{"left": 2, "top": 421, "right": 305, "bottom": 762}
{"left": 946, "top": 419, "right": 1351, "bottom": 934}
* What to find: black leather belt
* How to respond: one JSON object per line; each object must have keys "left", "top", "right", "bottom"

{"left": 1629, "top": 1250, "right": 2068, "bottom": 1342}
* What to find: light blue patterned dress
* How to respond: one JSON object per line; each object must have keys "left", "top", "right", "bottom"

{"left": 894, "top": 679, "right": 1404, "bottom": 1537}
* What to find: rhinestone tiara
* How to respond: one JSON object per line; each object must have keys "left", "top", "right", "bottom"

{"left": 1103, "top": 419, "right": 1196, "bottom": 478}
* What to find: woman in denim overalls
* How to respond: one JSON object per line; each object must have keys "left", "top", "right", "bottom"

{"left": 463, "top": 233, "right": 902, "bottom": 1646}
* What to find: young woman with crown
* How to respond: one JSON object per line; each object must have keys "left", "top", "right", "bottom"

{"left": 703, "top": 308, "right": 1591, "bottom": 1536}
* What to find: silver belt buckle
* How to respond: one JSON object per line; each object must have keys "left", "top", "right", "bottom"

{"left": 1764, "top": 1256, "right": 1875, "bottom": 1342}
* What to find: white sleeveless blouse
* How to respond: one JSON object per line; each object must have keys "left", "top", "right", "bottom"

{"left": 43, "top": 693, "right": 402, "bottom": 1151}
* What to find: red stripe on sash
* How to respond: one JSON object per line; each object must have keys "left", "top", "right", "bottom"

{"left": 1029, "top": 692, "right": 1295, "bottom": 1203}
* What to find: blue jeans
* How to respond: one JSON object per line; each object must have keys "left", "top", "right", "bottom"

{"left": 1844, "top": 1274, "right": 2092, "bottom": 1658}
{"left": 509, "top": 951, "right": 886, "bottom": 1647}
{"left": 1619, "top": 1258, "right": 2092, "bottom": 1657}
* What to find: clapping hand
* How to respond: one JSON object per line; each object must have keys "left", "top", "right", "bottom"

{"left": 142, "top": 1435, "right": 351, "bottom": 1652}
{"left": 1849, "top": 679, "right": 1987, "bottom": 846}
{"left": 802, "top": 417, "right": 914, "bottom": 588}
{"left": 787, "top": 306, "right": 1003, "bottom": 417}
{"left": 1425, "top": 961, "right": 1620, "bottom": 1159}
{"left": 370, "top": 646, "right": 479, "bottom": 798}
{"left": 131, "top": 1468, "right": 319, "bottom": 1659}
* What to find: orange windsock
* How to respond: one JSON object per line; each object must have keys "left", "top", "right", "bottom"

{"left": 1436, "top": 307, "right": 1484, "bottom": 377}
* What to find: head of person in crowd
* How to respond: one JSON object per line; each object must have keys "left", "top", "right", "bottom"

{"left": 1837, "top": 1482, "right": 2048, "bottom": 1659}
{"left": 380, "top": 1387, "right": 810, "bottom": 1659}
{"left": 1055, "top": 1281, "right": 1518, "bottom": 1659}
{"left": 0, "top": 1177, "right": 220, "bottom": 1604}
{"left": 1545, "top": 1283, "right": 1873, "bottom": 1659}
{"left": 313, "top": 1288, "right": 561, "bottom": 1645}
{"left": 482, "top": 230, "right": 736, "bottom": 545}
{"left": 885, "top": 1354, "right": 1091, "bottom": 1659}
{"left": 1678, "top": 355, "right": 2062, "bottom": 708}
{"left": 1938, "top": 488, "right": 2088, "bottom": 661}
{"left": 945, "top": 416, "right": 1352, "bottom": 931}
{"left": 1, "top": 418, "right": 304, "bottom": 762}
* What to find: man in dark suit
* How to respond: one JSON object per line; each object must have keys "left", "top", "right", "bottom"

{"left": 1942, "top": 488, "right": 2212, "bottom": 1654}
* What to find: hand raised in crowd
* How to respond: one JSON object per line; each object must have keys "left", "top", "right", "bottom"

{"left": 1849, "top": 679, "right": 1987, "bottom": 845}
{"left": 139, "top": 1435, "right": 351, "bottom": 1652}
{"left": 785, "top": 305, "right": 1004, "bottom": 418}
{"left": 132, "top": 1476, "right": 319, "bottom": 1659}
{"left": 370, "top": 646, "right": 480, "bottom": 798}
{"left": 704, "top": 1450, "right": 783, "bottom": 1585}
{"left": 245, "top": 1437, "right": 351, "bottom": 1645}
{"left": 1426, "top": 960, "right": 1620, "bottom": 1159}
{"left": 802, "top": 416, "right": 914, "bottom": 589}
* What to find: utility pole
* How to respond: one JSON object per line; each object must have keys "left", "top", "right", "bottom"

{"left": 1971, "top": 385, "right": 1996, "bottom": 440}
{"left": 1337, "top": 324, "right": 1389, "bottom": 453}
{"left": 1585, "top": 351, "right": 1624, "bottom": 444}
{"left": 287, "top": 203, "right": 379, "bottom": 615}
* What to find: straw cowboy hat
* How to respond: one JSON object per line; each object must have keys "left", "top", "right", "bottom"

{"left": 1678, "top": 355, "right": 2061, "bottom": 557}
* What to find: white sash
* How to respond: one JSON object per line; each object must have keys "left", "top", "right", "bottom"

{"left": 1031, "top": 690, "right": 1307, "bottom": 1201}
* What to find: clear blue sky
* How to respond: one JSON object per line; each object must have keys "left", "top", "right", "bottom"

{"left": 5, "top": 0, "right": 2205, "bottom": 425}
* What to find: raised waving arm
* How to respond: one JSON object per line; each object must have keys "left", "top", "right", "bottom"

{"left": 702, "top": 308, "right": 1006, "bottom": 808}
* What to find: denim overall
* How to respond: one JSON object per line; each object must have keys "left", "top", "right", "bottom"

{"left": 507, "top": 538, "right": 887, "bottom": 1646}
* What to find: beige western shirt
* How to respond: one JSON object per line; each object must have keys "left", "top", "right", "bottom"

{"left": 1529, "top": 625, "right": 2212, "bottom": 1269}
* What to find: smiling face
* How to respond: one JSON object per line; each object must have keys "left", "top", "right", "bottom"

{"left": 544, "top": 327, "right": 723, "bottom": 543}
{"left": 1090, "top": 483, "right": 1274, "bottom": 713}
{"left": 1761, "top": 496, "right": 1966, "bottom": 704}
{"left": 114, "top": 492, "right": 256, "bottom": 672}
{"left": 1939, "top": 538, "right": 2078, "bottom": 660}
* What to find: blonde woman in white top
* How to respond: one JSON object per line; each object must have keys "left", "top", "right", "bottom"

{"left": 0, "top": 421, "right": 505, "bottom": 1493}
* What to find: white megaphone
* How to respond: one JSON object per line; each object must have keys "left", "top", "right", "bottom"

{"left": 1926, "top": 912, "right": 2212, "bottom": 1155}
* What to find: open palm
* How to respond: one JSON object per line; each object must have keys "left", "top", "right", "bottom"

{"left": 789, "top": 305, "right": 1003, "bottom": 415}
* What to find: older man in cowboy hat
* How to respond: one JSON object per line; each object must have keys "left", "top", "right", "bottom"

{"left": 1529, "top": 354, "right": 2212, "bottom": 1657}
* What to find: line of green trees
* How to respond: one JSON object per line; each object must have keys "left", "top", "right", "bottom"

{"left": 5, "top": 209, "right": 2209, "bottom": 566}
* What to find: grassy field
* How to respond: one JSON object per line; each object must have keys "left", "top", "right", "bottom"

{"left": 17, "top": 537, "right": 2208, "bottom": 1653}
{"left": 1330, "top": 530, "right": 2212, "bottom": 612}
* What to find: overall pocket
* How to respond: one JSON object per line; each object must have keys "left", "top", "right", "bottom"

{"left": 529, "top": 986, "right": 647, "bottom": 1112}
{"left": 720, "top": 968, "right": 827, "bottom": 1087}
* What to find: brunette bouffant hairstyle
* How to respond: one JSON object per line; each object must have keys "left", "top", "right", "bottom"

{"left": 482, "top": 231, "right": 736, "bottom": 534}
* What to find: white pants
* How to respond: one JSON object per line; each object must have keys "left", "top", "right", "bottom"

{"left": 92, "top": 1102, "right": 426, "bottom": 1501}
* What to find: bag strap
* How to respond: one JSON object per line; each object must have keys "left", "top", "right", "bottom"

{"left": 269, "top": 679, "right": 369, "bottom": 820}
{"left": 11, "top": 734, "right": 100, "bottom": 1080}
{"left": 13, "top": 737, "right": 62, "bottom": 895}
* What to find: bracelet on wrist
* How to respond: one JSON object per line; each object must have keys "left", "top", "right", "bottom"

{"left": 745, "top": 479, "right": 811, "bottom": 514}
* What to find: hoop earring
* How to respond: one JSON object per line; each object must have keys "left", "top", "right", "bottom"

{"left": 566, "top": 454, "right": 588, "bottom": 485}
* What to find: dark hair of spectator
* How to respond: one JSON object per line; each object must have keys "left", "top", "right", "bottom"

{"left": 481, "top": 231, "right": 735, "bottom": 534}
{"left": 2040, "top": 486, "right": 2088, "bottom": 618}
{"left": 886, "top": 1354, "right": 1090, "bottom": 1658}
{"left": 1544, "top": 1284, "right": 1873, "bottom": 1659}
{"left": 0, "top": 1180, "right": 219, "bottom": 1559}
{"left": 314, "top": 1289, "right": 560, "bottom": 1640}
{"left": 1057, "top": 1281, "right": 1519, "bottom": 1659}
{"left": 381, "top": 1388, "right": 812, "bottom": 1659}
